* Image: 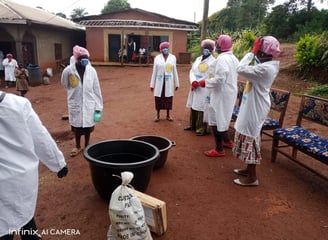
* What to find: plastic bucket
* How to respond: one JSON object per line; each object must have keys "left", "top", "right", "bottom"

{"left": 27, "top": 64, "right": 42, "bottom": 86}
{"left": 130, "top": 135, "right": 175, "bottom": 169}
{"left": 84, "top": 139, "right": 160, "bottom": 201}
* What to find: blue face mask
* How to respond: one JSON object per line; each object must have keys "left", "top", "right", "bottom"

{"left": 162, "top": 48, "right": 169, "bottom": 55}
{"left": 80, "top": 58, "right": 89, "bottom": 66}
{"left": 203, "top": 49, "right": 210, "bottom": 56}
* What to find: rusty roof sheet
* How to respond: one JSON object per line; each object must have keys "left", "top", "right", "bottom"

{"left": 0, "top": 0, "right": 84, "bottom": 30}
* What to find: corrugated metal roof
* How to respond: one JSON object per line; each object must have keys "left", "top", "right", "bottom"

{"left": 79, "top": 19, "right": 199, "bottom": 31}
{"left": 0, "top": 0, "right": 84, "bottom": 30}
{"left": 77, "top": 8, "right": 199, "bottom": 32}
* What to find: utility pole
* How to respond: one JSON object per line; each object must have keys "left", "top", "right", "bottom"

{"left": 201, "top": 0, "right": 209, "bottom": 40}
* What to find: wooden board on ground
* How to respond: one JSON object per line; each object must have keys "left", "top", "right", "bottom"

{"left": 134, "top": 190, "right": 167, "bottom": 236}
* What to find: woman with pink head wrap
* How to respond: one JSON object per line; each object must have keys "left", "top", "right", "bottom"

{"left": 198, "top": 34, "right": 239, "bottom": 157}
{"left": 185, "top": 38, "right": 216, "bottom": 135}
{"left": 150, "top": 41, "right": 179, "bottom": 122}
{"left": 216, "top": 34, "right": 233, "bottom": 53}
{"left": 259, "top": 36, "right": 281, "bottom": 57}
{"left": 232, "top": 36, "right": 281, "bottom": 187}
{"left": 73, "top": 45, "right": 90, "bottom": 61}
{"left": 159, "top": 41, "right": 170, "bottom": 52}
{"left": 61, "top": 45, "right": 103, "bottom": 157}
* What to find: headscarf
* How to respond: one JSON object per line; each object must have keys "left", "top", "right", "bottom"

{"left": 260, "top": 36, "right": 281, "bottom": 57}
{"left": 159, "top": 42, "right": 170, "bottom": 52}
{"left": 73, "top": 45, "right": 90, "bottom": 61}
{"left": 217, "top": 35, "right": 232, "bottom": 52}
{"left": 6, "top": 53, "right": 13, "bottom": 58}
{"left": 201, "top": 39, "right": 215, "bottom": 52}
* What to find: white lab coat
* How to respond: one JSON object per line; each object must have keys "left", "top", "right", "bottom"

{"left": 0, "top": 92, "right": 67, "bottom": 237}
{"left": 186, "top": 54, "right": 216, "bottom": 111}
{"left": 2, "top": 58, "right": 18, "bottom": 81}
{"left": 234, "top": 52, "right": 280, "bottom": 138}
{"left": 150, "top": 53, "right": 179, "bottom": 97}
{"left": 205, "top": 51, "right": 239, "bottom": 131}
{"left": 61, "top": 64, "right": 103, "bottom": 128}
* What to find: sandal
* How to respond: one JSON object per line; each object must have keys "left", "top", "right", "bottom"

{"left": 223, "top": 141, "right": 234, "bottom": 148}
{"left": 204, "top": 149, "right": 225, "bottom": 157}
{"left": 233, "top": 169, "right": 248, "bottom": 177}
{"left": 166, "top": 116, "right": 173, "bottom": 121}
{"left": 70, "top": 147, "right": 82, "bottom": 157}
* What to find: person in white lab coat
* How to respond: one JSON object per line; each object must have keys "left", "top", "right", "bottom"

{"left": 199, "top": 34, "right": 239, "bottom": 157}
{"left": 2, "top": 53, "right": 18, "bottom": 88}
{"left": 61, "top": 45, "right": 103, "bottom": 157}
{"left": 150, "top": 41, "right": 179, "bottom": 122}
{"left": 0, "top": 91, "right": 68, "bottom": 240}
{"left": 185, "top": 39, "right": 216, "bottom": 136}
{"left": 232, "top": 36, "right": 281, "bottom": 187}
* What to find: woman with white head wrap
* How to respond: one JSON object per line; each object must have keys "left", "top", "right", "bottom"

{"left": 61, "top": 45, "right": 103, "bottom": 157}
{"left": 232, "top": 36, "right": 281, "bottom": 186}
{"left": 150, "top": 41, "right": 179, "bottom": 122}
{"left": 185, "top": 39, "right": 216, "bottom": 135}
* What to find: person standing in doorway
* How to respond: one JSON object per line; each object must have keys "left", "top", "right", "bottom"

{"left": 232, "top": 36, "right": 281, "bottom": 186}
{"left": 199, "top": 34, "right": 239, "bottom": 157}
{"left": 127, "top": 38, "right": 136, "bottom": 63}
{"left": 2, "top": 53, "right": 18, "bottom": 88}
{"left": 150, "top": 41, "right": 179, "bottom": 122}
{"left": 61, "top": 45, "right": 103, "bottom": 157}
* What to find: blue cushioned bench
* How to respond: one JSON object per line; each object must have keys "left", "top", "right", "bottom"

{"left": 230, "top": 82, "right": 290, "bottom": 141}
{"left": 261, "top": 87, "right": 290, "bottom": 139}
{"left": 271, "top": 94, "right": 328, "bottom": 180}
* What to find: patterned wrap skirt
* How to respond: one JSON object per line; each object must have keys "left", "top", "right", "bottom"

{"left": 232, "top": 131, "right": 262, "bottom": 164}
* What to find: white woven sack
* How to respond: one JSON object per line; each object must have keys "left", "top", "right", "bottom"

{"left": 107, "top": 171, "right": 152, "bottom": 240}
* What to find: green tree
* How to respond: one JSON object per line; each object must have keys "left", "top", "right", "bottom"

{"left": 207, "top": 0, "right": 274, "bottom": 33}
{"left": 264, "top": 3, "right": 294, "bottom": 39}
{"left": 101, "top": 0, "right": 130, "bottom": 14}
{"left": 70, "top": 7, "right": 88, "bottom": 19}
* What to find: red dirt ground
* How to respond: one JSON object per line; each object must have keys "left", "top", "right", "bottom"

{"left": 4, "top": 44, "right": 328, "bottom": 240}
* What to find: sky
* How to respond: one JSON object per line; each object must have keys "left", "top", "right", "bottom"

{"left": 11, "top": 0, "right": 328, "bottom": 23}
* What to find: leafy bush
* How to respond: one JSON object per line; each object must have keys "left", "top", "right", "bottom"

{"left": 232, "top": 31, "right": 256, "bottom": 60}
{"left": 307, "top": 84, "right": 328, "bottom": 97}
{"left": 295, "top": 32, "right": 328, "bottom": 75}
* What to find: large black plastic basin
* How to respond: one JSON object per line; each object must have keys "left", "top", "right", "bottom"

{"left": 84, "top": 139, "right": 160, "bottom": 201}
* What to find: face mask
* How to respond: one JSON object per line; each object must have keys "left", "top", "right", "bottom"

{"left": 203, "top": 49, "right": 210, "bottom": 56}
{"left": 80, "top": 58, "right": 89, "bottom": 66}
{"left": 162, "top": 48, "right": 169, "bottom": 55}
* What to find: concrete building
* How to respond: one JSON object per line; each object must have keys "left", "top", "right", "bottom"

{"left": 77, "top": 8, "right": 199, "bottom": 64}
{"left": 0, "top": 0, "right": 84, "bottom": 72}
